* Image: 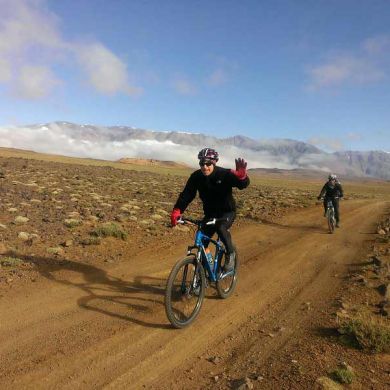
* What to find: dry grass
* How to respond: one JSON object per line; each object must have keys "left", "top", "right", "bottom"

{"left": 91, "top": 222, "right": 128, "bottom": 240}
{"left": 330, "top": 368, "right": 354, "bottom": 384}
{"left": 338, "top": 312, "right": 390, "bottom": 353}
{"left": 0, "top": 256, "right": 23, "bottom": 267}
{"left": 0, "top": 147, "right": 192, "bottom": 176}
{"left": 3, "top": 147, "right": 389, "bottom": 199}
{"left": 0, "top": 147, "right": 388, "bottom": 279}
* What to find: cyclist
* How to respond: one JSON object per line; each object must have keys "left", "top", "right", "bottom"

{"left": 317, "top": 174, "right": 344, "bottom": 227}
{"left": 170, "top": 148, "right": 250, "bottom": 271}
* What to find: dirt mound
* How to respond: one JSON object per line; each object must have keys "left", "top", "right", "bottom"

{"left": 117, "top": 157, "right": 189, "bottom": 168}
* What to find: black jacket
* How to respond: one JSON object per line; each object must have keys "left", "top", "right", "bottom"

{"left": 319, "top": 181, "right": 344, "bottom": 199}
{"left": 174, "top": 166, "right": 250, "bottom": 217}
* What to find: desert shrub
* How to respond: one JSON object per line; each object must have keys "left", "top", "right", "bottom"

{"left": 0, "top": 257, "right": 23, "bottom": 267}
{"left": 64, "top": 218, "right": 82, "bottom": 228}
{"left": 338, "top": 314, "right": 390, "bottom": 353}
{"left": 91, "top": 222, "right": 127, "bottom": 240}
{"left": 330, "top": 368, "right": 354, "bottom": 384}
{"left": 47, "top": 247, "right": 64, "bottom": 255}
{"left": 80, "top": 237, "right": 101, "bottom": 246}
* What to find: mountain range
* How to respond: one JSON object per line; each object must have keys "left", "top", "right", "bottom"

{"left": 1, "top": 121, "right": 389, "bottom": 180}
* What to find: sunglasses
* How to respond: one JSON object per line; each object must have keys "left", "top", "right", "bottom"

{"left": 199, "top": 160, "right": 213, "bottom": 167}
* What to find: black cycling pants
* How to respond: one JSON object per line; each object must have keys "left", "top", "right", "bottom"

{"left": 323, "top": 198, "right": 340, "bottom": 222}
{"left": 202, "top": 211, "right": 235, "bottom": 254}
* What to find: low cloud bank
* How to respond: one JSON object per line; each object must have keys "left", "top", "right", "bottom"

{"left": 0, "top": 125, "right": 331, "bottom": 172}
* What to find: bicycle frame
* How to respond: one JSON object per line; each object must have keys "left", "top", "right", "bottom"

{"left": 196, "top": 230, "right": 225, "bottom": 282}
{"left": 182, "top": 219, "right": 227, "bottom": 283}
{"left": 326, "top": 199, "right": 334, "bottom": 214}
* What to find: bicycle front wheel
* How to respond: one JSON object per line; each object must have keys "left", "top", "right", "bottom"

{"left": 165, "top": 256, "right": 206, "bottom": 328}
{"left": 327, "top": 209, "right": 335, "bottom": 233}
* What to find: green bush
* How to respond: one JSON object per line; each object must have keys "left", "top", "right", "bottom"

{"left": 330, "top": 368, "right": 354, "bottom": 384}
{"left": 91, "top": 222, "right": 127, "bottom": 240}
{"left": 0, "top": 257, "right": 23, "bottom": 267}
{"left": 339, "top": 314, "right": 390, "bottom": 353}
{"left": 80, "top": 236, "right": 101, "bottom": 245}
{"left": 64, "top": 218, "right": 82, "bottom": 228}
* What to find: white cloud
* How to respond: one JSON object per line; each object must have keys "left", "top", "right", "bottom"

{"left": 0, "top": 124, "right": 329, "bottom": 171}
{"left": 75, "top": 43, "right": 143, "bottom": 96}
{"left": 306, "top": 35, "right": 390, "bottom": 90}
{"left": 0, "top": 0, "right": 140, "bottom": 99}
{"left": 346, "top": 132, "right": 362, "bottom": 141}
{"left": 0, "top": 58, "right": 12, "bottom": 82}
{"left": 362, "top": 35, "right": 390, "bottom": 55}
{"left": 0, "top": 0, "right": 63, "bottom": 55}
{"left": 207, "top": 69, "right": 228, "bottom": 86}
{"left": 173, "top": 77, "right": 198, "bottom": 96}
{"left": 307, "top": 136, "right": 344, "bottom": 152}
{"left": 307, "top": 55, "right": 384, "bottom": 90}
{"left": 13, "top": 65, "right": 61, "bottom": 99}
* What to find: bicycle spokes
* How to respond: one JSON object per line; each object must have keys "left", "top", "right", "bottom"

{"left": 166, "top": 259, "right": 204, "bottom": 327}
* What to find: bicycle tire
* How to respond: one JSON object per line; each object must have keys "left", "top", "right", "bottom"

{"left": 327, "top": 209, "right": 335, "bottom": 234}
{"left": 216, "top": 249, "right": 239, "bottom": 299}
{"left": 165, "top": 255, "right": 206, "bottom": 328}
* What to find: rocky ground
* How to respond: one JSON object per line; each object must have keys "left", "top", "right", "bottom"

{"left": 0, "top": 154, "right": 388, "bottom": 389}
{"left": 0, "top": 155, "right": 342, "bottom": 290}
{"left": 251, "top": 213, "right": 390, "bottom": 390}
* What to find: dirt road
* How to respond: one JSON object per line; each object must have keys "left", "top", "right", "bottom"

{"left": 0, "top": 199, "right": 387, "bottom": 389}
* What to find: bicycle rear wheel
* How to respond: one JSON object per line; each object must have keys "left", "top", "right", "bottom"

{"left": 216, "top": 249, "right": 239, "bottom": 299}
{"left": 327, "top": 209, "right": 335, "bottom": 233}
{"left": 165, "top": 256, "right": 206, "bottom": 328}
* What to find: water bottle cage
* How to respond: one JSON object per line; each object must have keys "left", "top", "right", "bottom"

{"left": 206, "top": 253, "right": 213, "bottom": 264}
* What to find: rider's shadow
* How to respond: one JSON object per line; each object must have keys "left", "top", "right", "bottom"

{"left": 6, "top": 252, "right": 170, "bottom": 329}
{"left": 77, "top": 274, "right": 171, "bottom": 329}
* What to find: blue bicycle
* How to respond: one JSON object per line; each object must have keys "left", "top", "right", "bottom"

{"left": 165, "top": 217, "right": 239, "bottom": 328}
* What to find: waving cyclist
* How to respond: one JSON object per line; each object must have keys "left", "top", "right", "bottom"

{"left": 317, "top": 174, "right": 344, "bottom": 227}
{"left": 171, "top": 148, "right": 250, "bottom": 271}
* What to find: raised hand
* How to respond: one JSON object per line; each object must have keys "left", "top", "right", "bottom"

{"left": 231, "top": 158, "right": 247, "bottom": 180}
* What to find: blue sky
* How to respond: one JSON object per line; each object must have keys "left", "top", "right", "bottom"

{"left": 0, "top": 0, "right": 389, "bottom": 151}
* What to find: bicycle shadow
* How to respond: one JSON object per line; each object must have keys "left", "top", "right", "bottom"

{"left": 7, "top": 251, "right": 170, "bottom": 329}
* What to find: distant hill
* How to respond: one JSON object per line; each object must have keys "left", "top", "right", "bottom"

{"left": 248, "top": 167, "right": 385, "bottom": 182}
{"left": 1, "top": 121, "right": 389, "bottom": 180}
{"left": 118, "top": 157, "right": 189, "bottom": 168}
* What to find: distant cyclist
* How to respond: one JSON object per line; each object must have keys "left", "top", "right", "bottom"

{"left": 170, "top": 148, "right": 250, "bottom": 271}
{"left": 317, "top": 174, "right": 344, "bottom": 227}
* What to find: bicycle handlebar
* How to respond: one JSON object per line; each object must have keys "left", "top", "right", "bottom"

{"left": 177, "top": 216, "right": 228, "bottom": 226}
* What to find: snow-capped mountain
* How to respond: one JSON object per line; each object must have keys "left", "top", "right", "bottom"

{"left": 1, "top": 121, "right": 389, "bottom": 180}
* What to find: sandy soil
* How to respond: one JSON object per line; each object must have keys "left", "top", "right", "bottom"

{"left": 0, "top": 198, "right": 388, "bottom": 389}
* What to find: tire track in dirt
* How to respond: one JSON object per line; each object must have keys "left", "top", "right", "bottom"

{"left": 158, "top": 199, "right": 388, "bottom": 389}
{"left": 0, "top": 200, "right": 387, "bottom": 389}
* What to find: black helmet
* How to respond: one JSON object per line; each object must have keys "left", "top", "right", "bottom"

{"left": 197, "top": 148, "right": 219, "bottom": 161}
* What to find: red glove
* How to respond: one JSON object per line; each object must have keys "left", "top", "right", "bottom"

{"left": 231, "top": 158, "right": 247, "bottom": 180}
{"left": 170, "top": 208, "right": 181, "bottom": 227}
